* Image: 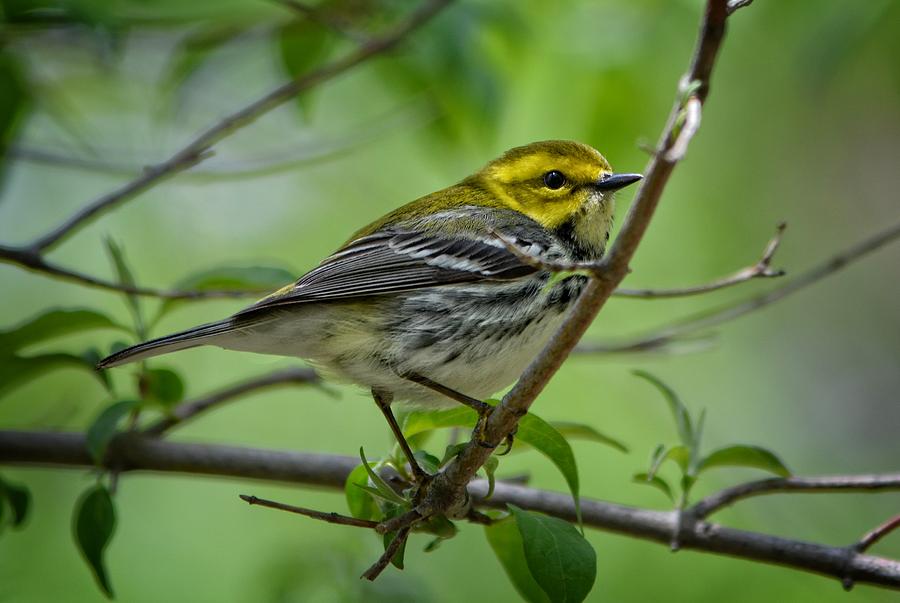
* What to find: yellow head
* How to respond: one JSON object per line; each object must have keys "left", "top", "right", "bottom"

{"left": 471, "top": 140, "right": 642, "bottom": 256}
{"left": 350, "top": 140, "right": 640, "bottom": 258}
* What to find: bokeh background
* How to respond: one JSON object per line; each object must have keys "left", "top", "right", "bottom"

{"left": 1, "top": 0, "right": 899, "bottom": 601}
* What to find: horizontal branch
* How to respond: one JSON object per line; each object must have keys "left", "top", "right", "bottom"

{"left": 690, "top": 474, "right": 900, "bottom": 519}
{"left": 1, "top": 430, "right": 897, "bottom": 589}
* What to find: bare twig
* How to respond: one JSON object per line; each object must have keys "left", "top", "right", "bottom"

{"left": 0, "top": 244, "right": 268, "bottom": 298}
{"left": 665, "top": 95, "right": 702, "bottom": 162}
{"left": 240, "top": 494, "right": 379, "bottom": 528}
{"left": 614, "top": 222, "right": 786, "bottom": 299}
{"left": 361, "top": 525, "right": 412, "bottom": 581}
{"left": 854, "top": 514, "right": 900, "bottom": 554}
{"left": 144, "top": 367, "right": 321, "bottom": 436}
{"left": 422, "top": 0, "right": 733, "bottom": 521}
{"left": 690, "top": 474, "right": 900, "bottom": 520}
{"left": 1, "top": 430, "right": 898, "bottom": 589}
{"left": 6, "top": 0, "right": 451, "bottom": 256}
{"left": 574, "top": 220, "right": 900, "bottom": 355}
{"left": 727, "top": 0, "right": 754, "bottom": 15}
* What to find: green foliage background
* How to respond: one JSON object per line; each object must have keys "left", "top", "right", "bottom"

{"left": 1, "top": 0, "right": 899, "bottom": 600}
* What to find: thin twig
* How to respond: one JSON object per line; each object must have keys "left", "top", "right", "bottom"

{"left": 665, "top": 95, "right": 702, "bottom": 162}
{"left": 1, "top": 430, "right": 898, "bottom": 590}
{"left": 614, "top": 222, "right": 786, "bottom": 298}
{"left": 240, "top": 494, "right": 379, "bottom": 528}
{"left": 727, "top": 0, "right": 754, "bottom": 15}
{"left": 0, "top": 244, "right": 267, "bottom": 298}
{"left": 854, "top": 514, "right": 900, "bottom": 554}
{"left": 361, "top": 526, "right": 412, "bottom": 581}
{"left": 144, "top": 367, "right": 321, "bottom": 436}
{"left": 423, "top": 0, "right": 732, "bottom": 521}
{"left": 689, "top": 474, "right": 900, "bottom": 520}
{"left": 14, "top": 0, "right": 452, "bottom": 254}
{"left": 574, "top": 220, "right": 900, "bottom": 355}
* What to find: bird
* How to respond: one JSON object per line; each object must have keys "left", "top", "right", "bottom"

{"left": 99, "top": 140, "right": 641, "bottom": 480}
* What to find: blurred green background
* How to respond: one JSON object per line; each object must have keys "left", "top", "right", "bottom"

{"left": 1, "top": 0, "right": 899, "bottom": 601}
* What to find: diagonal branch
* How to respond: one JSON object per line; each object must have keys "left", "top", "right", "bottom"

{"left": 16, "top": 0, "right": 452, "bottom": 254}
{"left": 854, "top": 514, "right": 900, "bottom": 555}
{"left": 1, "top": 430, "right": 897, "bottom": 590}
{"left": 424, "top": 0, "right": 732, "bottom": 519}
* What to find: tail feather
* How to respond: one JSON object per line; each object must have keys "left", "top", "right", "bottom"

{"left": 97, "top": 319, "right": 235, "bottom": 369}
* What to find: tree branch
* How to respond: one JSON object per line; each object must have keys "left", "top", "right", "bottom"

{"left": 1, "top": 430, "right": 898, "bottom": 589}
{"left": 144, "top": 367, "right": 321, "bottom": 436}
{"left": 574, "top": 219, "right": 900, "bottom": 355}
{"left": 239, "top": 493, "right": 378, "bottom": 528}
{"left": 3, "top": 0, "right": 453, "bottom": 255}
{"left": 855, "top": 514, "right": 900, "bottom": 555}
{"left": 690, "top": 474, "right": 900, "bottom": 519}
{"left": 613, "top": 222, "right": 785, "bottom": 299}
{"left": 422, "top": 0, "right": 732, "bottom": 519}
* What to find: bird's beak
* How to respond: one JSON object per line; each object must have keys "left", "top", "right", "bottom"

{"left": 593, "top": 172, "right": 643, "bottom": 191}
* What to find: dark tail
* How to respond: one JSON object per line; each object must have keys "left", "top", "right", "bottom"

{"left": 97, "top": 319, "right": 235, "bottom": 369}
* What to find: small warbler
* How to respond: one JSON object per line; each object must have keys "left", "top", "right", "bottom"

{"left": 100, "top": 140, "right": 640, "bottom": 472}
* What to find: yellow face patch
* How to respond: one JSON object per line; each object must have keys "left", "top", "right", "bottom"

{"left": 477, "top": 141, "right": 614, "bottom": 231}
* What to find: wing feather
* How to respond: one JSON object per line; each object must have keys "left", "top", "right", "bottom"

{"left": 236, "top": 221, "right": 550, "bottom": 315}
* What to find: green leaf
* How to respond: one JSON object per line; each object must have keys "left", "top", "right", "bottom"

{"left": 482, "top": 455, "right": 499, "bottom": 499}
{"left": 632, "top": 472, "right": 674, "bottom": 503}
{"left": 0, "top": 476, "right": 31, "bottom": 527}
{"left": 633, "top": 370, "right": 694, "bottom": 446}
{"left": 403, "top": 407, "right": 583, "bottom": 523}
{"left": 0, "top": 308, "right": 124, "bottom": 357}
{"left": 550, "top": 421, "right": 628, "bottom": 453}
{"left": 413, "top": 450, "right": 441, "bottom": 474}
{"left": 510, "top": 505, "right": 597, "bottom": 603}
{"left": 698, "top": 445, "right": 791, "bottom": 478}
{"left": 278, "top": 20, "right": 335, "bottom": 120}
{"left": 516, "top": 414, "right": 582, "bottom": 525}
{"left": 383, "top": 530, "right": 407, "bottom": 570}
{"left": 105, "top": 238, "right": 143, "bottom": 336}
{"left": 141, "top": 368, "right": 184, "bottom": 406}
{"left": 403, "top": 406, "right": 476, "bottom": 438}
{"left": 154, "top": 265, "right": 296, "bottom": 323}
{"left": 163, "top": 22, "right": 252, "bottom": 92}
{"left": 441, "top": 442, "right": 468, "bottom": 465}
{"left": 0, "top": 353, "right": 107, "bottom": 399}
{"left": 345, "top": 464, "right": 380, "bottom": 521}
{"left": 73, "top": 485, "right": 116, "bottom": 598}
{"left": 485, "top": 517, "right": 551, "bottom": 603}
{"left": 648, "top": 445, "right": 690, "bottom": 479}
{"left": 0, "top": 50, "right": 29, "bottom": 193}
{"left": 86, "top": 400, "right": 140, "bottom": 464}
{"left": 358, "top": 448, "right": 406, "bottom": 506}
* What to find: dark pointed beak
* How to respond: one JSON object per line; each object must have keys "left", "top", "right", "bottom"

{"left": 594, "top": 172, "right": 643, "bottom": 191}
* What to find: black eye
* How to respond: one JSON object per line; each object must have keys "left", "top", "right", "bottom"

{"left": 543, "top": 170, "right": 567, "bottom": 190}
